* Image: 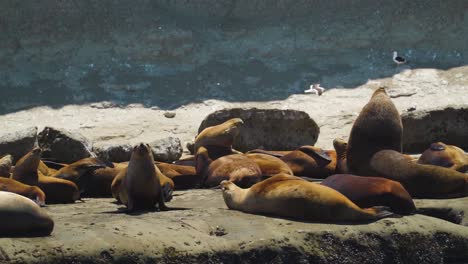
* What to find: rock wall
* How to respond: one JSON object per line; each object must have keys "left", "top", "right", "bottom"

{"left": 0, "top": 1, "right": 467, "bottom": 113}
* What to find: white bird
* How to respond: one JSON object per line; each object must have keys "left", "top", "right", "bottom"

{"left": 393, "top": 51, "right": 406, "bottom": 65}
{"left": 304, "top": 83, "right": 325, "bottom": 95}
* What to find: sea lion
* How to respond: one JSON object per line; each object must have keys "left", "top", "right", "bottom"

{"left": 221, "top": 174, "right": 393, "bottom": 222}
{"left": 194, "top": 118, "right": 244, "bottom": 158}
{"left": 0, "top": 177, "right": 46, "bottom": 206}
{"left": 155, "top": 162, "right": 201, "bottom": 190}
{"left": 51, "top": 157, "right": 111, "bottom": 193}
{"left": 280, "top": 146, "right": 336, "bottom": 178}
{"left": 12, "top": 148, "right": 80, "bottom": 204}
{"left": 347, "top": 87, "right": 403, "bottom": 176}
{"left": 38, "top": 160, "right": 59, "bottom": 176}
{"left": 321, "top": 174, "right": 416, "bottom": 214}
{"left": 173, "top": 156, "right": 196, "bottom": 167}
{"left": 0, "top": 154, "right": 13, "bottom": 177}
{"left": 196, "top": 146, "right": 262, "bottom": 188}
{"left": 0, "top": 191, "right": 54, "bottom": 237}
{"left": 246, "top": 149, "right": 291, "bottom": 158}
{"left": 333, "top": 138, "right": 348, "bottom": 174}
{"left": 370, "top": 149, "right": 468, "bottom": 198}
{"left": 111, "top": 143, "right": 168, "bottom": 212}
{"left": 245, "top": 153, "right": 293, "bottom": 178}
{"left": 418, "top": 142, "right": 468, "bottom": 172}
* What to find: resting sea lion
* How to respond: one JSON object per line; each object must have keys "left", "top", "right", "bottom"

{"left": 370, "top": 150, "right": 468, "bottom": 198}
{"left": 196, "top": 146, "right": 262, "bottom": 188}
{"left": 321, "top": 174, "right": 416, "bottom": 214}
{"left": 347, "top": 87, "right": 403, "bottom": 176}
{"left": 0, "top": 191, "right": 54, "bottom": 237}
{"left": 111, "top": 143, "right": 168, "bottom": 212}
{"left": 245, "top": 153, "right": 293, "bottom": 177}
{"left": 0, "top": 154, "right": 13, "bottom": 177}
{"left": 0, "top": 177, "right": 46, "bottom": 206}
{"left": 155, "top": 162, "right": 201, "bottom": 190}
{"left": 280, "top": 146, "right": 336, "bottom": 178}
{"left": 221, "top": 174, "right": 393, "bottom": 222}
{"left": 418, "top": 142, "right": 468, "bottom": 172}
{"left": 12, "top": 148, "right": 80, "bottom": 204}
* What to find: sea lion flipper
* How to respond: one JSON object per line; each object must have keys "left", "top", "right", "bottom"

{"left": 158, "top": 193, "right": 169, "bottom": 211}
{"left": 298, "top": 146, "right": 332, "bottom": 162}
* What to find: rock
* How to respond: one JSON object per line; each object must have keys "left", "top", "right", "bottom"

{"left": 38, "top": 127, "right": 94, "bottom": 163}
{"left": 198, "top": 108, "right": 320, "bottom": 152}
{"left": 93, "top": 143, "right": 133, "bottom": 162}
{"left": 402, "top": 105, "right": 468, "bottom": 153}
{"left": 149, "top": 137, "right": 183, "bottom": 162}
{"left": 0, "top": 127, "right": 38, "bottom": 162}
{"left": 164, "top": 112, "right": 176, "bottom": 118}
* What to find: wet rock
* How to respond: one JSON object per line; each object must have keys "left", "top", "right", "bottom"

{"left": 93, "top": 143, "right": 132, "bottom": 162}
{"left": 198, "top": 108, "right": 320, "bottom": 152}
{"left": 164, "top": 112, "right": 176, "bottom": 118}
{"left": 38, "top": 127, "right": 94, "bottom": 163}
{"left": 402, "top": 105, "right": 468, "bottom": 153}
{"left": 0, "top": 127, "right": 38, "bottom": 162}
{"left": 149, "top": 137, "right": 183, "bottom": 162}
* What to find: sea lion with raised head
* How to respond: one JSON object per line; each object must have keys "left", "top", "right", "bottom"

{"left": 418, "top": 142, "right": 468, "bottom": 172}
{"left": 333, "top": 138, "right": 348, "bottom": 174}
{"left": 0, "top": 177, "right": 46, "bottom": 206}
{"left": 11, "top": 148, "right": 42, "bottom": 186}
{"left": 111, "top": 143, "right": 168, "bottom": 212}
{"left": 370, "top": 149, "right": 468, "bottom": 198}
{"left": 347, "top": 87, "right": 403, "bottom": 176}
{"left": 0, "top": 191, "right": 54, "bottom": 237}
{"left": 0, "top": 154, "right": 13, "bottom": 177}
{"left": 221, "top": 174, "right": 393, "bottom": 222}
{"left": 279, "top": 146, "right": 337, "bottom": 178}
{"left": 321, "top": 174, "right": 416, "bottom": 214}
{"left": 196, "top": 146, "right": 262, "bottom": 188}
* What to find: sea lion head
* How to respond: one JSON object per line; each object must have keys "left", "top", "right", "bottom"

{"left": 222, "top": 118, "right": 244, "bottom": 137}
{"left": 372, "top": 86, "right": 388, "bottom": 97}
{"left": 333, "top": 138, "right": 348, "bottom": 156}
{"left": 430, "top": 142, "right": 446, "bottom": 151}
{"left": 14, "top": 147, "right": 42, "bottom": 175}
{"left": 0, "top": 154, "right": 13, "bottom": 177}
{"left": 220, "top": 180, "right": 245, "bottom": 210}
{"left": 195, "top": 118, "right": 244, "bottom": 152}
{"left": 131, "top": 143, "right": 154, "bottom": 160}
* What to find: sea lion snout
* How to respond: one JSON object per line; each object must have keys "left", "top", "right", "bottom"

{"left": 220, "top": 180, "right": 231, "bottom": 191}
{"left": 31, "top": 147, "right": 42, "bottom": 155}
{"left": 134, "top": 143, "right": 150, "bottom": 155}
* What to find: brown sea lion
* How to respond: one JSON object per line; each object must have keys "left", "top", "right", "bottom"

{"left": 194, "top": 118, "right": 244, "bottom": 159}
{"left": 347, "top": 87, "right": 403, "bottom": 176}
{"left": 333, "top": 138, "right": 348, "bottom": 174}
{"left": 38, "top": 160, "right": 59, "bottom": 176}
{"left": 51, "top": 157, "right": 111, "bottom": 193}
{"left": 12, "top": 148, "right": 80, "bottom": 204}
{"left": 221, "top": 174, "right": 393, "bottom": 222}
{"left": 321, "top": 174, "right": 416, "bottom": 214}
{"left": 418, "top": 142, "right": 468, "bottom": 172}
{"left": 155, "top": 162, "right": 201, "bottom": 190}
{"left": 279, "top": 146, "right": 336, "bottom": 178}
{"left": 0, "top": 154, "right": 13, "bottom": 177}
{"left": 111, "top": 143, "right": 168, "bottom": 212}
{"left": 0, "top": 177, "right": 46, "bottom": 206}
{"left": 196, "top": 146, "right": 262, "bottom": 188}
{"left": 173, "top": 156, "right": 196, "bottom": 167}
{"left": 370, "top": 149, "right": 468, "bottom": 198}
{"left": 245, "top": 149, "right": 291, "bottom": 158}
{"left": 0, "top": 191, "right": 54, "bottom": 237}
{"left": 245, "top": 153, "right": 293, "bottom": 178}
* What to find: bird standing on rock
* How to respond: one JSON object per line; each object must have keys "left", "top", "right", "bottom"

{"left": 393, "top": 51, "right": 406, "bottom": 65}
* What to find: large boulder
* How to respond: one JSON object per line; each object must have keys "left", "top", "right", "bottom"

{"left": 402, "top": 106, "right": 468, "bottom": 153}
{"left": 0, "top": 127, "right": 38, "bottom": 162}
{"left": 149, "top": 137, "right": 183, "bottom": 162}
{"left": 198, "top": 108, "right": 319, "bottom": 152}
{"left": 38, "top": 127, "right": 94, "bottom": 163}
{"left": 93, "top": 143, "right": 133, "bottom": 163}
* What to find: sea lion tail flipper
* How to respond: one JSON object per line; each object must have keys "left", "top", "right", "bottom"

{"left": 365, "top": 206, "right": 394, "bottom": 219}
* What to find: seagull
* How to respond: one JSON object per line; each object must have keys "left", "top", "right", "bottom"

{"left": 393, "top": 51, "right": 406, "bottom": 65}
{"left": 304, "top": 84, "right": 325, "bottom": 95}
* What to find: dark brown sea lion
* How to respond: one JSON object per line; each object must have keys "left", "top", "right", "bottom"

{"left": 155, "top": 162, "right": 201, "bottom": 190}
{"left": 245, "top": 153, "right": 293, "bottom": 178}
{"left": 418, "top": 142, "right": 468, "bottom": 172}
{"left": 347, "top": 87, "right": 403, "bottom": 176}
{"left": 370, "top": 150, "right": 468, "bottom": 198}
{"left": 279, "top": 146, "right": 336, "bottom": 178}
{"left": 321, "top": 174, "right": 416, "bottom": 214}
{"left": 0, "top": 177, "right": 46, "bottom": 206}
{"left": 0, "top": 154, "right": 13, "bottom": 177}
{"left": 196, "top": 146, "right": 262, "bottom": 188}
{"left": 11, "top": 148, "right": 80, "bottom": 204}
{"left": 111, "top": 143, "right": 168, "bottom": 212}
{"left": 0, "top": 191, "right": 54, "bottom": 237}
{"left": 221, "top": 174, "right": 393, "bottom": 222}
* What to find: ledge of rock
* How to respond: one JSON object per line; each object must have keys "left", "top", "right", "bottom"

{"left": 0, "top": 127, "right": 37, "bottom": 162}
{"left": 38, "top": 127, "right": 94, "bottom": 163}
{"left": 0, "top": 190, "right": 466, "bottom": 264}
{"left": 198, "top": 108, "right": 319, "bottom": 152}
{"left": 402, "top": 105, "right": 468, "bottom": 153}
